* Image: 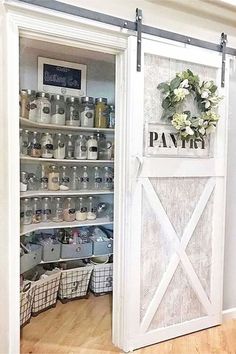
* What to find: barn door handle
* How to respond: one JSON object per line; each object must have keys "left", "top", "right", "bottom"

{"left": 135, "top": 155, "right": 143, "bottom": 178}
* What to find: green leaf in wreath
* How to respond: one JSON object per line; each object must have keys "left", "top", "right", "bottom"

{"left": 187, "top": 69, "right": 194, "bottom": 77}
{"left": 210, "top": 85, "right": 217, "bottom": 93}
{"left": 157, "top": 82, "right": 169, "bottom": 92}
{"left": 170, "top": 77, "right": 181, "bottom": 90}
{"left": 162, "top": 97, "right": 171, "bottom": 109}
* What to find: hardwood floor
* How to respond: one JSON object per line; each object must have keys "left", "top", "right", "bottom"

{"left": 21, "top": 294, "right": 236, "bottom": 354}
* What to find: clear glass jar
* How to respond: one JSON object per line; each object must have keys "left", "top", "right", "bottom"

{"left": 87, "top": 196, "right": 97, "bottom": 220}
{"left": 51, "top": 94, "right": 65, "bottom": 125}
{"left": 91, "top": 166, "right": 102, "bottom": 190}
{"left": 52, "top": 197, "right": 64, "bottom": 222}
{"left": 48, "top": 165, "right": 60, "bottom": 191}
{"left": 20, "top": 89, "right": 37, "bottom": 120}
{"left": 60, "top": 166, "right": 70, "bottom": 191}
{"left": 20, "top": 129, "right": 29, "bottom": 156}
{"left": 27, "top": 173, "right": 40, "bottom": 191}
{"left": 108, "top": 104, "right": 115, "bottom": 128}
{"left": 41, "top": 197, "right": 52, "bottom": 222}
{"left": 87, "top": 135, "right": 98, "bottom": 160}
{"left": 32, "top": 197, "right": 42, "bottom": 224}
{"left": 40, "top": 165, "right": 48, "bottom": 190}
{"left": 66, "top": 97, "right": 80, "bottom": 126}
{"left": 29, "top": 131, "right": 41, "bottom": 158}
{"left": 41, "top": 132, "right": 53, "bottom": 158}
{"left": 103, "top": 166, "right": 113, "bottom": 190}
{"left": 36, "top": 92, "right": 51, "bottom": 124}
{"left": 74, "top": 134, "right": 87, "bottom": 160}
{"left": 75, "top": 197, "right": 87, "bottom": 221}
{"left": 80, "top": 96, "right": 94, "bottom": 127}
{"left": 53, "top": 133, "right": 65, "bottom": 159}
{"left": 95, "top": 133, "right": 106, "bottom": 160}
{"left": 79, "top": 166, "right": 89, "bottom": 190}
{"left": 105, "top": 140, "right": 113, "bottom": 160}
{"left": 70, "top": 166, "right": 79, "bottom": 190}
{"left": 95, "top": 97, "right": 108, "bottom": 128}
{"left": 65, "top": 134, "right": 74, "bottom": 159}
{"left": 20, "top": 198, "right": 33, "bottom": 225}
{"left": 63, "top": 197, "right": 76, "bottom": 222}
{"left": 20, "top": 171, "right": 28, "bottom": 192}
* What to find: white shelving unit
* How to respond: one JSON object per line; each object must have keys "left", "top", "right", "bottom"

{"left": 20, "top": 190, "right": 114, "bottom": 198}
{"left": 20, "top": 156, "right": 114, "bottom": 164}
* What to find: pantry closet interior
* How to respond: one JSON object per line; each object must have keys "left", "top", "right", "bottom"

{"left": 19, "top": 34, "right": 117, "bottom": 350}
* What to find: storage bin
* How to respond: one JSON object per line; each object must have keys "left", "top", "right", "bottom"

{"left": 41, "top": 242, "right": 61, "bottom": 262}
{"left": 58, "top": 265, "right": 93, "bottom": 303}
{"left": 92, "top": 238, "right": 113, "bottom": 256}
{"left": 20, "top": 282, "right": 36, "bottom": 328}
{"left": 20, "top": 244, "right": 42, "bottom": 274}
{"left": 89, "top": 263, "right": 113, "bottom": 295}
{"left": 60, "top": 242, "right": 92, "bottom": 259}
{"left": 32, "top": 271, "right": 61, "bottom": 316}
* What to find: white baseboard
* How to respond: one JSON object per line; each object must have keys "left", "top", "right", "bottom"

{"left": 222, "top": 307, "right": 236, "bottom": 321}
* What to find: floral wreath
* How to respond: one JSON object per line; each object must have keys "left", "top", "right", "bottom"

{"left": 157, "top": 69, "right": 222, "bottom": 141}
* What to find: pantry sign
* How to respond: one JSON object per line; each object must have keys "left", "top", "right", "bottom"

{"left": 145, "top": 123, "right": 211, "bottom": 157}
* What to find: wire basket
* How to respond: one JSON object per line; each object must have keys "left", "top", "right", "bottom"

{"left": 89, "top": 263, "right": 113, "bottom": 295}
{"left": 20, "top": 282, "right": 36, "bottom": 328}
{"left": 58, "top": 265, "right": 93, "bottom": 303}
{"left": 32, "top": 271, "right": 61, "bottom": 316}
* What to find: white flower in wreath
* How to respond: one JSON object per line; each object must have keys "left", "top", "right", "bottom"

{"left": 199, "top": 127, "right": 206, "bottom": 135}
{"left": 205, "top": 101, "right": 211, "bottom": 109}
{"left": 185, "top": 126, "right": 194, "bottom": 135}
{"left": 180, "top": 79, "right": 189, "bottom": 88}
{"left": 201, "top": 91, "right": 209, "bottom": 99}
{"left": 206, "top": 124, "right": 216, "bottom": 134}
{"left": 172, "top": 113, "right": 190, "bottom": 130}
{"left": 173, "top": 88, "right": 190, "bottom": 102}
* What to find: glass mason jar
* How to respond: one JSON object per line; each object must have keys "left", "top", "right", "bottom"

{"left": 103, "top": 166, "right": 113, "bottom": 190}
{"left": 66, "top": 96, "right": 80, "bottom": 126}
{"left": 20, "top": 171, "right": 28, "bottom": 192}
{"left": 70, "top": 166, "right": 79, "bottom": 190}
{"left": 79, "top": 165, "right": 89, "bottom": 190}
{"left": 80, "top": 96, "right": 94, "bottom": 127}
{"left": 40, "top": 165, "right": 48, "bottom": 190}
{"left": 53, "top": 133, "right": 66, "bottom": 159}
{"left": 95, "top": 97, "right": 108, "bottom": 128}
{"left": 63, "top": 197, "right": 76, "bottom": 222}
{"left": 60, "top": 165, "right": 70, "bottom": 190}
{"left": 32, "top": 197, "right": 42, "bottom": 224}
{"left": 48, "top": 165, "right": 60, "bottom": 191}
{"left": 20, "top": 198, "right": 33, "bottom": 225}
{"left": 41, "top": 132, "right": 53, "bottom": 158}
{"left": 75, "top": 197, "right": 87, "bottom": 221}
{"left": 36, "top": 92, "right": 51, "bottom": 124}
{"left": 41, "top": 197, "right": 52, "bottom": 222}
{"left": 108, "top": 104, "right": 115, "bottom": 128}
{"left": 51, "top": 94, "right": 66, "bottom": 125}
{"left": 87, "top": 196, "right": 97, "bottom": 220}
{"left": 87, "top": 135, "right": 98, "bottom": 160}
{"left": 29, "top": 131, "right": 42, "bottom": 158}
{"left": 74, "top": 134, "right": 87, "bottom": 160}
{"left": 20, "top": 89, "right": 37, "bottom": 120}
{"left": 65, "top": 134, "right": 74, "bottom": 159}
{"left": 95, "top": 133, "right": 106, "bottom": 160}
{"left": 27, "top": 173, "right": 40, "bottom": 191}
{"left": 52, "top": 197, "right": 64, "bottom": 222}
{"left": 20, "top": 129, "right": 29, "bottom": 156}
{"left": 91, "top": 166, "right": 102, "bottom": 190}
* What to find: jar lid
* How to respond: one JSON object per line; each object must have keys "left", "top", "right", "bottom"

{"left": 83, "top": 166, "right": 88, "bottom": 169}
{"left": 94, "top": 132, "right": 105, "bottom": 139}
{"left": 71, "top": 166, "right": 77, "bottom": 169}
{"left": 42, "top": 197, "right": 50, "bottom": 200}
{"left": 21, "top": 171, "right": 28, "bottom": 177}
{"left": 66, "top": 96, "right": 79, "bottom": 103}
{"left": 51, "top": 94, "right": 65, "bottom": 101}
{"left": 21, "top": 89, "right": 36, "bottom": 96}
{"left": 50, "top": 165, "right": 57, "bottom": 169}
{"left": 55, "top": 197, "right": 62, "bottom": 201}
{"left": 33, "top": 197, "right": 39, "bottom": 201}
{"left": 109, "top": 104, "right": 115, "bottom": 110}
{"left": 61, "top": 165, "right": 66, "bottom": 169}
{"left": 36, "top": 91, "right": 50, "bottom": 99}
{"left": 94, "top": 166, "right": 99, "bottom": 170}
{"left": 88, "top": 196, "right": 93, "bottom": 200}
{"left": 81, "top": 96, "right": 94, "bottom": 104}
{"left": 23, "top": 198, "right": 30, "bottom": 202}
{"left": 95, "top": 97, "right": 107, "bottom": 104}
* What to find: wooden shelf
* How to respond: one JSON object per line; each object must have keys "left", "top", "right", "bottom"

{"left": 20, "top": 117, "right": 115, "bottom": 134}
{"left": 20, "top": 190, "right": 114, "bottom": 198}
{"left": 39, "top": 253, "right": 113, "bottom": 264}
{"left": 20, "top": 218, "right": 113, "bottom": 236}
{"left": 20, "top": 156, "right": 114, "bottom": 165}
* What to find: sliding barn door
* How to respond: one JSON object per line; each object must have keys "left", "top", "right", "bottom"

{"left": 122, "top": 37, "right": 229, "bottom": 352}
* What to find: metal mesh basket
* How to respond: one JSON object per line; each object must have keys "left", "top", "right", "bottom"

{"left": 32, "top": 271, "right": 61, "bottom": 316}
{"left": 58, "top": 265, "right": 93, "bottom": 302}
{"left": 89, "top": 263, "right": 113, "bottom": 295}
{"left": 20, "top": 282, "right": 36, "bottom": 327}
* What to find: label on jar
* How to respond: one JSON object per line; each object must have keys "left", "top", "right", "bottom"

{"left": 43, "top": 209, "right": 51, "bottom": 215}
{"left": 59, "top": 142, "right": 65, "bottom": 148}
{"left": 43, "top": 106, "right": 50, "bottom": 114}
{"left": 57, "top": 107, "right": 65, "bottom": 115}
{"left": 89, "top": 146, "right": 97, "bottom": 152}
{"left": 69, "top": 208, "right": 75, "bottom": 214}
{"left": 81, "top": 177, "right": 89, "bottom": 182}
{"left": 45, "top": 144, "right": 53, "bottom": 150}
{"left": 81, "top": 109, "right": 94, "bottom": 127}
{"left": 52, "top": 177, "right": 59, "bottom": 183}
{"left": 80, "top": 207, "right": 87, "bottom": 212}
{"left": 95, "top": 177, "right": 102, "bottom": 183}
{"left": 20, "top": 212, "right": 24, "bottom": 218}
{"left": 32, "top": 143, "right": 41, "bottom": 150}
{"left": 105, "top": 177, "right": 113, "bottom": 183}
{"left": 35, "top": 209, "right": 42, "bottom": 215}
{"left": 81, "top": 146, "right": 87, "bottom": 152}
{"left": 25, "top": 210, "right": 32, "bottom": 217}
{"left": 62, "top": 177, "right": 70, "bottom": 183}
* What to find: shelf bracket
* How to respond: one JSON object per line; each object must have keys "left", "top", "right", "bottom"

{"left": 136, "top": 8, "right": 142, "bottom": 72}
{"left": 221, "top": 32, "right": 227, "bottom": 87}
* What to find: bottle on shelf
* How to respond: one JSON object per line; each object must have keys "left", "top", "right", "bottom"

{"left": 60, "top": 165, "right": 70, "bottom": 191}
{"left": 36, "top": 92, "right": 51, "bottom": 124}
{"left": 29, "top": 131, "right": 42, "bottom": 158}
{"left": 79, "top": 166, "right": 89, "bottom": 190}
{"left": 41, "top": 197, "right": 52, "bottom": 222}
{"left": 41, "top": 132, "right": 54, "bottom": 158}
{"left": 20, "top": 198, "right": 33, "bottom": 225}
{"left": 40, "top": 165, "right": 48, "bottom": 190}
{"left": 20, "top": 129, "right": 29, "bottom": 156}
{"left": 48, "top": 165, "right": 60, "bottom": 191}
{"left": 95, "top": 97, "right": 109, "bottom": 128}
{"left": 75, "top": 197, "right": 87, "bottom": 221}
{"left": 87, "top": 135, "right": 98, "bottom": 160}
{"left": 51, "top": 94, "right": 66, "bottom": 125}
{"left": 87, "top": 196, "right": 97, "bottom": 220}
{"left": 74, "top": 134, "right": 87, "bottom": 160}
{"left": 63, "top": 197, "right": 76, "bottom": 222}
{"left": 27, "top": 173, "right": 40, "bottom": 191}
{"left": 92, "top": 166, "right": 102, "bottom": 190}
{"left": 52, "top": 197, "right": 64, "bottom": 222}
{"left": 20, "top": 171, "right": 28, "bottom": 192}
{"left": 54, "top": 133, "right": 66, "bottom": 159}
{"left": 96, "top": 133, "right": 106, "bottom": 160}
{"left": 103, "top": 166, "right": 113, "bottom": 190}
{"left": 80, "top": 96, "right": 95, "bottom": 127}
{"left": 108, "top": 104, "right": 115, "bottom": 128}
{"left": 32, "top": 197, "right": 42, "bottom": 224}
{"left": 20, "top": 89, "right": 37, "bottom": 121}
{"left": 65, "top": 134, "right": 74, "bottom": 159}
{"left": 66, "top": 96, "right": 80, "bottom": 126}
{"left": 70, "top": 166, "right": 79, "bottom": 190}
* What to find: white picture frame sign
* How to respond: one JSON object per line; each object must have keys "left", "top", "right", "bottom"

{"left": 38, "top": 57, "right": 87, "bottom": 96}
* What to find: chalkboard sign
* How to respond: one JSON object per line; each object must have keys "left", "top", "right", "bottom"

{"left": 38, "top": 57, "right": 86, "bottom": 96}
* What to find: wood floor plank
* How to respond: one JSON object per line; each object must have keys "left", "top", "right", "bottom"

{"left": 20, "top": 294, "right": 236, "bottom": 354}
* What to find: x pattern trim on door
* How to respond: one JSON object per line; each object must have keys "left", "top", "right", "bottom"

{"left": 140, "top": 177, "right": 216, "bottom": 333}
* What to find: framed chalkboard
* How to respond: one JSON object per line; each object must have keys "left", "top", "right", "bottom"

{"left": 38, "top": 57, "right": 86, "bottom": 96}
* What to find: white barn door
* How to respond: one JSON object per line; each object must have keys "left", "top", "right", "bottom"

{"left": 122, "top": 37, "right": 229, "bottom": 351}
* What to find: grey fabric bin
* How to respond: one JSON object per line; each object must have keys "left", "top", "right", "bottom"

{"left": 41, "top": 242, "right": 61, "bottom": 262}
{"left": 60, "top": 242, "right": 92, "bottom": 259}
{"left": 20, "top": 244, "right": 42, "bottom": 274}
{"left": 92, "top": 238, "right": 113, "bottom": 256}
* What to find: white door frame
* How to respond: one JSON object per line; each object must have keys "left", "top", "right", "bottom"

{"left": 0, "top": 2, "right": 129, "bottom": 353}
